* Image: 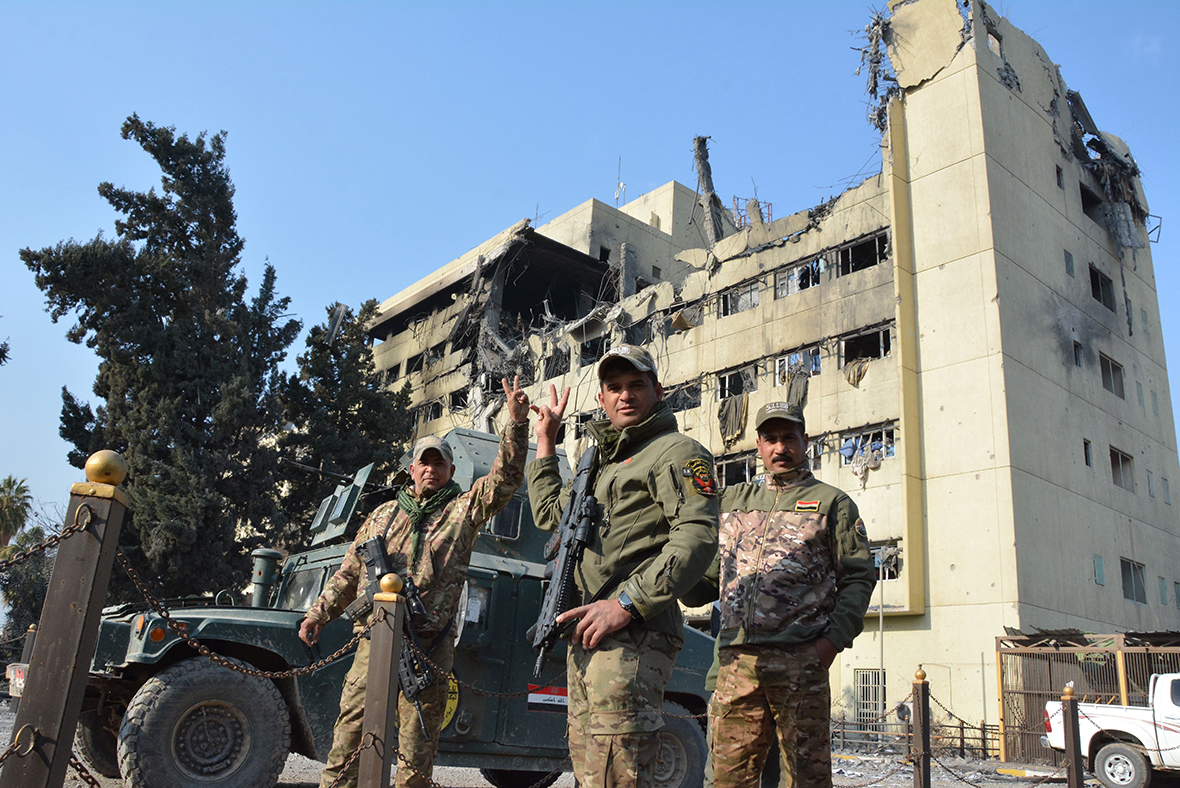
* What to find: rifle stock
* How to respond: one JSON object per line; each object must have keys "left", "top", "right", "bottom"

{"left": 530, "top": 446, "right": 598, "bottom": 678}
{"left": 346, "top": 535, "right": 434, "bottom": 736}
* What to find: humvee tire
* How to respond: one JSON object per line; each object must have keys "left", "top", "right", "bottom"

{"left": 480, "top": 768, "right": 561, "bottom": 788}
{"left": 117, "top": 657, "right": 291, "bottom": 788}
{"left": 77, "top": 707, "right": 121, "bottom": 778}
{"left": 656, "top": 702, "right": 706, "bottom": 788}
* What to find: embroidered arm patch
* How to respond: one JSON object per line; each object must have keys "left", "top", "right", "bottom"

{"left": 681, "top": 459, "right": 716, "bottom": 496}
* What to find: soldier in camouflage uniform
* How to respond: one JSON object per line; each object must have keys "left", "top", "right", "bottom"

{"left": 690, "top": 402, "right": 876, "bottom": 788}
{"left": 298, "top": 377, "right": 532, "bottom": 788}
{"left": 527, "top": 344, "right": 719, "bottom": 788}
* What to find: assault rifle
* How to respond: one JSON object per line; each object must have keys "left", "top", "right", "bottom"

{"left": 530, "top": 445, "right": 598, "bottom": 679}
{"left": 343, "top": 535, "right": 433, "bottom": 737}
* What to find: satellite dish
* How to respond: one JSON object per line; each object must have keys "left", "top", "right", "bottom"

{"left": 897, "top": 703, "right": 911, "bottom": 723}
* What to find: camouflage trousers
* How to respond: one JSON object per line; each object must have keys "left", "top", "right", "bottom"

{"left": 709, "top": 641, "right": 831, "bottom": 788}
{"left": 566, "top": 627, "right": 681, "bottom": 788}
{"left": 319, "top": 633, "right": 455, "bottom": 788}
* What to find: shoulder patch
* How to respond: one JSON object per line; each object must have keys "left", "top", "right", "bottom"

{"left": 795, "top": 500, "right": 821, "bottom": 512}
{"left": 854, "top": 518, "right": 868, "bottom": 538}
{"left": 681, "top": 459, "right": 716, "bottom": 496}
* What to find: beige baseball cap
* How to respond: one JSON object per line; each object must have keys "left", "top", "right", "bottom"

{"left": 411, "top": 435, "right": 454, "bottom": 464}
{"left": 598, "top": 344, "right": 658, "bottom": 380}
{"left": 754, "top": 402, "right": 805, "bottom": 432}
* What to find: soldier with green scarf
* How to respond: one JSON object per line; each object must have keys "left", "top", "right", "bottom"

{"left": 301, "top": 377, "right": 532, "bottom": 788}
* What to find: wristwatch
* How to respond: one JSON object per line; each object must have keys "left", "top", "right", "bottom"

{"left": 618, "top": 591, "right": 644, "bottom": 623}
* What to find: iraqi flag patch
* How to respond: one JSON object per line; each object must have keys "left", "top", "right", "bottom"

{"left": 527, "top": 684, "right": 568, "bottom": 713}
{"left": 795, "top": 500, "right": 821, "bottom": 512}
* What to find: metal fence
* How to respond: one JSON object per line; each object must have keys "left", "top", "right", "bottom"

{"left": 997, "top": 630, "right": 1180, "bottom": 765}
{"left": 831, "top": 715, "right": 999, "bottom": 759}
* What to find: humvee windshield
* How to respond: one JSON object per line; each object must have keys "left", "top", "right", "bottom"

{"left": 280, "top": 566, "right": 329, "bottom": 611}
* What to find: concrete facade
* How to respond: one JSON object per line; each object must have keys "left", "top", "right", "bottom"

{"left": 365, "top": 0, "right": 1178, "bottom": 728}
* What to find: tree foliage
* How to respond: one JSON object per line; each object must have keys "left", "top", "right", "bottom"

{"left": 275, "top": 300, "right": 413, "bottom": 549}
{"left": 21, "top": 115, "right": 301, "bottom": 599}
{"left": 0, "top": 524, "right": 53, "bottom": 647}
{"left": 0, "top": 476, "right": 32, "bottom": 548}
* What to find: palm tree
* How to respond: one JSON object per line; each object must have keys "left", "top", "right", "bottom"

{"left": 0, "top": 476, "right": 32, "bottom": 548}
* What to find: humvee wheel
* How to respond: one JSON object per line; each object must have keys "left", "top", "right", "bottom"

{"left": 655, "top": 702, "right": 706, "bottom": 788}
{"left": 480, "top": 767, "right": 561, "bottom": 788}
{"left": 77, "top": 707, "right": 122, "bottom": 777}
{"left": 117, "top": 657, "right": 291, "bottom": 788}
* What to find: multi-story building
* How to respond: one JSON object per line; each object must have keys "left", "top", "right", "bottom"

{"left": 366, "top": 0, "right": 1177, "bottom": 726}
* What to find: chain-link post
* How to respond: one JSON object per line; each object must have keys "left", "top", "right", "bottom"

{"left": 358, "top": 573, "right": 407, "bottom": 788}
{"left": 912, "top": 667, "right": 930, "bottom": 788}
{"left": 1061, "top": 685, "right": 1084, "bottom": 788}
{"left": 1, "top": 450, "right": 128, "bottom": 788}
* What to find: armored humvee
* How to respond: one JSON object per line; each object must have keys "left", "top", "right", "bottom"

{"left": 47, "top": 429, "right": 714, "bottom": 788}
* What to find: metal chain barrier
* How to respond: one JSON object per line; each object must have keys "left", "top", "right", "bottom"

{"left": 927, "top": 751, "right": 993, "bottom": 786}
{"left": 116, "top": 550, "right": 375, "bottom": 679}
{"left": 0, "top": 724, "right": 38, "bottom": 769}
{"left": 929, "top": 692, "right": 981, "bottom": 730}
{"left": 0, "top": 504, "right": 93, "bottom": 573}
{"left": 69, "top": 751, "right": 104, "bottom": 788}
{"left": 323, "top": 733, "right": 377, "bottom": 788}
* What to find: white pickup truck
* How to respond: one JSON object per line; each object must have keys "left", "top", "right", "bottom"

{"left": 1044, "top": 673, "right": 1180, "bottom": 788}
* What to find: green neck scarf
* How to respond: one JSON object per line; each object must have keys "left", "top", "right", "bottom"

{"left": 398, "top": 480, "right": 462, "bottom": 527}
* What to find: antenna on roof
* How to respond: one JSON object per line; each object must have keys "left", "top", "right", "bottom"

{"left": 615, "top": 157, "right": 626, "bottom": 207}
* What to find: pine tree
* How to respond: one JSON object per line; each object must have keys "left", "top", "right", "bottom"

{"left": 276, "top": 300, "right": 413, "bottom": 549}
{"left": 21, "top": 116, "right": 301, "bottom": 598}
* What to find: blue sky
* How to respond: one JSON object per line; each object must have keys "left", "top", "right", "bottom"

{"left": 2, "top": 1, "right": 1178, "bottom": 517}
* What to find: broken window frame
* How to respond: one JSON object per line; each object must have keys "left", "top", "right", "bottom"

{"left": 716, "top": 451, "right": 759, "bottom": 489}
{"left": 580, "top": 336, "right": 607, "bottom": 368}
{"left": 774, "top": 258, "right": 823, "bottom": 299}
{"left": 625, "top": 318, "right": 652, "bottom": 346}
{"left": 840, "top": 424, "right": 898, "bottom": 467}
{"left": 573, "top": 411, "right": 599, "bottom": 439}
{"left": 542, "top": 346, "right": 571, "bottom": 379}
{"left": 841, "top": 326, "right": 892, "bottom": 367}
{"left": 719, "top": 280, "right": 760, "bottom": 317}
{"left": 717, "top": 365, "right": 757, "bottom": 401}
{"left": 1121, "top": 557, "right": 1147, "bottom": 604}
{"left": 1090, "top": 265, "right": 1116, "bottom": 312}
{"left": 666, "top": 382, "right": 702, "bottom": 413}
{"left": 835, "top": 232, "right": 889, "bottom": 277}
{"left": 869, "top": 539, "right": 901, "bottom": 581}
{"left": 449, "top": 389, "right": 468, "bottom": 412}
{"left": 424, "top": 399, "right": 443, "bottom": 423}
{"left": 776, "top": 346, "right": 821, "bottom": 383}
{"left": 1110, "top": 446, "right": 1134, "bottom": 492}
{"left": 807, "top": 441, "right": 823, "bottom": 472}
{"left": 1099, "top": 353, "right": 1125, "bottom": 399}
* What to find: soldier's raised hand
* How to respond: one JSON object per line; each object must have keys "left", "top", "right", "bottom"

{"left": 503, "top": 376, "right": 531, "bottom": 423}
{"left": 530, "top": 384, "right": 570, "bottom": 457}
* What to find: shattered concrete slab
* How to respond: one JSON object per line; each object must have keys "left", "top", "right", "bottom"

{"left": 886, "top": 0, "right": 965, "bottom": 89}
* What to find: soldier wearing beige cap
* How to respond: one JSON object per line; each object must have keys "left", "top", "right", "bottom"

{"left": 688, "top": 401, "right": 876, "bottom": 788}
{"left": 526, "top": 344, "right": 719, "bottom": 788}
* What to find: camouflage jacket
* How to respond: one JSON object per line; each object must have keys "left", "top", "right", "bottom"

{"left": 526, "top": 403, "right": 719, "bottom": 641}
{"left": 306, "top": 421, "right": 529, "bottom": 636}
{"left": 695, "top": 465, "right": 875, "bottom": 652}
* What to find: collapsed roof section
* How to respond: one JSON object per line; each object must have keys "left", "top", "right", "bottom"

{"left": 872, "top": 0, "right": 1151, "bottom": 258}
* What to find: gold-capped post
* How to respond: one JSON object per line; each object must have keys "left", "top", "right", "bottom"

{"left": 379, "top": 573, "right": 403, "bottom": 595}
{"left": 1063, "top": 684, "right": 1074, "bottom": 698}
{"left": 915, "top": 666, "right": 927, "bottom": 682}
{"left": 85, "top": 450, "right": 128, "bottom": 486}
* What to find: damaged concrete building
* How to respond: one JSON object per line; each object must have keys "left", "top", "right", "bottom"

{"left": 367, "top": 0, "right": 1176, "bottom": 728}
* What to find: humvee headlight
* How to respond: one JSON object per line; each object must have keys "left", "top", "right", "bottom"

{"left": 149, "top": 626, "right": 166, "bottom": 642}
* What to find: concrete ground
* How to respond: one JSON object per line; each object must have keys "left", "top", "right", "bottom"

{"left": 0, "top": 699, "right": 1109, "bottom": 787}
